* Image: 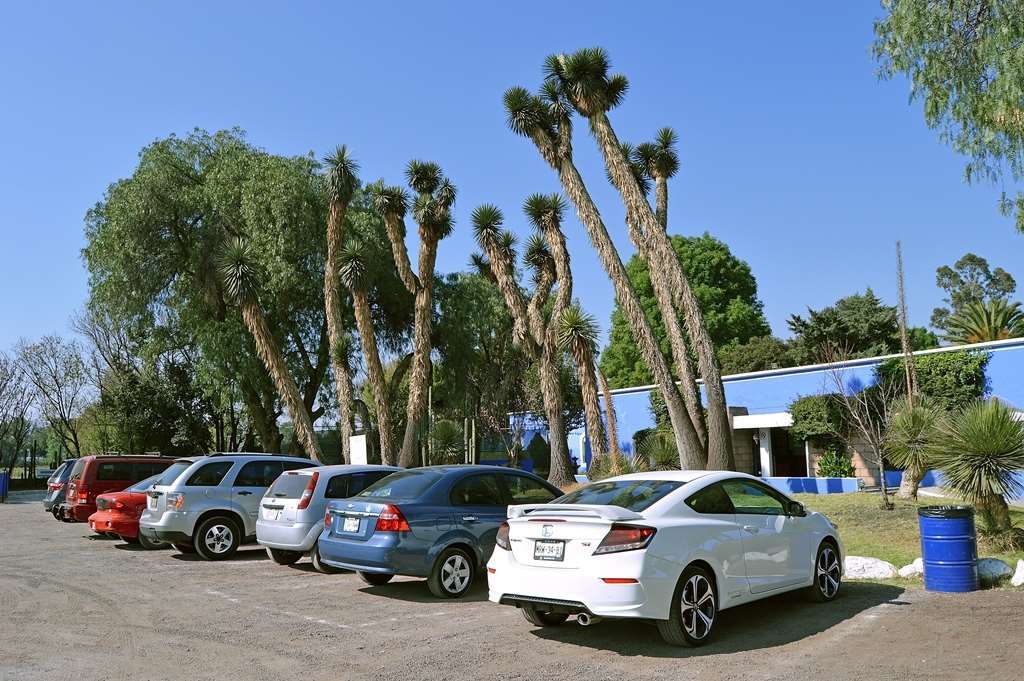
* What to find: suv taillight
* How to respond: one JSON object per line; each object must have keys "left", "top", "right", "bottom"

{"left": 76, "top": 484, "right": 89, "bottom": 502}
{"left": 593, "top": 524, "right": 656, "bottom": 555}
{"left": 297, "top": 472, "right": 319, "bottom": 510}
{"left": 495, "top": 521, "right": 510, "bottom": 551}
{"left": 324, "top": 509, "right": 332, "bottom": 528}
{"left": 166, "top": 492, "right": 185, "bottom": 511}
{"left": 375, "top": 505, "right": 410, "bottom": 532}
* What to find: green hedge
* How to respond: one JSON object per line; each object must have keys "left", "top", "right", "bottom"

{"left": 876, "top": 350, "right": 989, "bottom": 411}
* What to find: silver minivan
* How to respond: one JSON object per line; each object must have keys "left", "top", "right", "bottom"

{"left": 257, "top": 464, "right": 399, "bottom": 572}
{"left": 139, "top": 453, "right": 314, "bottom": 560}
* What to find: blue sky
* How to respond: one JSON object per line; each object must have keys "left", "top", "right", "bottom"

{"left": 1, "top": 2, "right": 1021, "bottom": 353}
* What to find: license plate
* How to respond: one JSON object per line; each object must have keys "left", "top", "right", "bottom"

{"left": 265, "top": 508, "right": 280, "bottom": 521}
{"left": 342, "top": 516, "right": 360, "bottom": 532}
{"left": 534, "top": 540, "right": 565, "bottom": 561}
{"left": 148, "top": 496, "right": 157, "bottom": 510}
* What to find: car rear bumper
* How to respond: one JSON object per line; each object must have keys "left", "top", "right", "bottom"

{"left": 486, "top": 549, "right": 663, "bottom": 620}
{"left": 66, "top": 503, "right": 95, "bottom": 523}
{"left": 88, "top": 511, "right": 140, "bottom": 538}
{"left": 317, "top": 533, "right": 429, "bottom": 576}
{"left": 256, "top": 520, "right": 321, "bottom": 552}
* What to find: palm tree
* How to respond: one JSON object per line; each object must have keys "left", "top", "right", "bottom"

{"left": 374, "top": 164, "right": 456, "bottom": 468}
{"left": 503, "top": 81, "right": 706, "bottom": 471}
{"left": 218, "top": 238, "right": 322, "bottom": 462}
{"left": 558, "top": 304, "right": 609, "bottom": 467}
{"left": 339, "top": 240, "right": 397, "bottom": 466}
{"left": 543, "top": 47, "right": 734, "bottom": 471}
{"left": 884, "top": 395, "right": 944, "bottom": 499}
{"left": 322, "top": 145, "right": 358, "bottom": 463}
{"left": 633, "top": 128, "right": 680, "bottom": 232}
{"left": 473, "top": 203, "right": 577, "bottom": 487}
{"left": 943, "top": 298, "right": 1024, "bottom": 344}
{"left": 932, "top": 399, "right": 1024, "bottom": 533}
{"left": 598, "top": 367, "right": 624, "bottom": 475}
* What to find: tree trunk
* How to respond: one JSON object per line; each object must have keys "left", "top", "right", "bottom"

{"left": 976, "top": 492, "right": 1012, "bottom": 533}
{"left": 598, "top": 368, "right": 624, "bottom": 475}
{"left": 655, "top": 175, "right": 668, "bottom": 232}
{"left": 240, "top": 301, "right": 322, "bottom": 462}
{"left": 351, "top": 289, "right": 397, "bottom": 466}
{"left": 399, "top": 239, "right": 439, "bottom": 468}
{"left": 539, "top": 347, "right": 574, "bottom": 488}
{"left": 575, "top": 350, "right": 608, "bottom": 468}
{"left": 896, "top": 465, "right": 923, "bottom": 499}
{"left": 550, "top": 152, "right": 706, "bottom": 470}
{"left": 324, "top": 201, "right": 354, "bottom": 464}
{"left": 589, "top": 113, "right": 733, "bottom": 470}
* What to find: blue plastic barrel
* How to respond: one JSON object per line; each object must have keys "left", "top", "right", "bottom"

{"left": 0, "top": 471, "right": 8, "bottom": 502}
{"left": 918, "top": 505, "right": 978, "bottom": 592}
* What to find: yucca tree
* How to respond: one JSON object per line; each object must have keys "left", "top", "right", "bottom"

{"left": 504, "top": 78, "right": 706, "bottom": 471}
{"left": 884, "top": 395, "right": 944, "bottom": 499}
{"left": 543, "top": 47, "right": 733, "bottom": 470}
{"left": 374, "top": 163, "right": 456, "bottom": 468}
{"left": 598, "top": 367, "right": 624, "bottom": 475}
{"left": 933, "top": 399, "right": 1024, "bottom": 532}
{"left": 322, "top": 145, "right": 358, "bottom": 463}
{"left": 634, "top": 128, "right": 680, "bottom": 232}
{"left": 339, "top": 240, "right": 397, "bottom": 466}
{"left": 218, "top": 238, "right": 322, "bottom": 461}
{"left": 473, "top": 203, "right": 577, "bottom": 486}
{"left": 943, "top": 298, "right": 1024, "bottom": 344}
{"left": 558, "top": 304, "right": 609, "bottom": 467}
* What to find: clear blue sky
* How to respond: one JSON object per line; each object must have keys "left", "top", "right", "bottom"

{"left": 1, "top": 2, "right": 1021, "bottom": 353}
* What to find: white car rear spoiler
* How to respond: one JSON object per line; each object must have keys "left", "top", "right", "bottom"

{"left": 507, "top": 504, "right": 643, "bottom": 521}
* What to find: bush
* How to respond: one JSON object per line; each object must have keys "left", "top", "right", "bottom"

{"left": 815, "top": 445, "right": 855, "bottom": 478}
{"left": 524, "top": 433, "right": 550, "bottom": 478}
{"left": 876, "top": 351, "right": 989, "bottom": 411}
{"left": 634, "top": 429, "right": 681, "bottom": 472}
{"left": 789, "top": 394, "right": 845, "bottom": 447}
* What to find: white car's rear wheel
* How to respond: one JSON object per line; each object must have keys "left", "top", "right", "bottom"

{"left": 521, "top": 604, "right": 569, "bottom": 627}
{"left": 658, "top": 564, "right": 717, "bottom": 647}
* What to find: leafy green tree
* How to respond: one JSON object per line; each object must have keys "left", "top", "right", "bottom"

{"left": 787, "top": 289, "right": 899, "bottom": 364}
{"left": 874, "top": 1, "right": 1024, "bottom": 232}
{"left": 877, "top": 350, "right": 989, "bottom": 411}
{"left": 718, "top": 336, "right": 795, "bottom": 375}
{"left": 601, "top": 233, "right": 770, "bottom": 387}
{"left": 931, "top": 253, "right": 1017, "bottom": 331}
{"left": 943, "top": 298, "right": 1024, "bottom": 344}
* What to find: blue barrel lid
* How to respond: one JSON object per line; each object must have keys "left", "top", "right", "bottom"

{"left": 918, "top": 505, "right": 973, "bottom": 519}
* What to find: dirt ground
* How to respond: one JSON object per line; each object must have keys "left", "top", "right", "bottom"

{"left": 2, "top": 492, "right": 1022, "bottom": 681}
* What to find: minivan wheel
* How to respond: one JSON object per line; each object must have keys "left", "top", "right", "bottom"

{"left": 521, "top": 605, "right": 569, "bottom": 627}
{"left": 358, "top": 571, "right": 394, "bottom": 586}
{"left": 194, "top": 516, "right": 241, "bottom": 561}
{"left": 428, "top": 547, "right": 476, "bottom": 598}
{"left": 311, "top": 545, "right": 342, "bottom": 574}
{"left": 657, "top": 564, "right": 718, "bottom": 647}
{"left": 266, "top": 547, "right": 302, "bottom": 565}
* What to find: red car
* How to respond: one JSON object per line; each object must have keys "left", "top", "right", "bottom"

{"left": 88, "top": 474, "right": 168, "bottom": 549}
{"left": 65, "top": 455, "right": 176, "bottom": 522}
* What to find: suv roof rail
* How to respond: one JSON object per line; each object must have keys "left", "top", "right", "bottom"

{"left": 206, "top": 451, "right": 311, "bottom": 458}
{"left": 91, "top": 451, "right": 172, "bottom": 457}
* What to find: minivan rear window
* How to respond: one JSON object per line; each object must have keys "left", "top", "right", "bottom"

{"left": 357, "top": 470, "right": 442, "bottom": 500}
{"left": 267, "top": 471, "right": 313, "bottom": 499}
{"left": 554, "top": 480, "right": 683, "bottom": 512}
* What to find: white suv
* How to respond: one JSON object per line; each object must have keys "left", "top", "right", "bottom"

{"left": 139, "top": 453, "right": 314, "bottom": 560}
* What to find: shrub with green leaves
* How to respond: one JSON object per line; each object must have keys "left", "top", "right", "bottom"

{"left": 789, "top": 394, "right": 846, "bottom": 447}
{"left": 876, "top": 351, "right": 989, "bottom": 411}
{"left": 815, "top": 445, "right": 855, "bottom": 478}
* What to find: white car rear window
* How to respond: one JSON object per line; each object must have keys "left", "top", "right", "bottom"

{"left": 555, "top": 480, "right": 682, "bottom": 511}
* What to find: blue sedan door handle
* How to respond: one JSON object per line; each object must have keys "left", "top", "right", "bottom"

{"left": 462, "top": 515, "right": 479, "bottom": 522}
{"left": 237, "top": 491, "right": 253, "bottom": 496}
{"left": 742, "top": 525, "right": 759, "bottom": 534}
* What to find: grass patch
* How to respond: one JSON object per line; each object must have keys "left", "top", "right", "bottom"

{"left": 794, "top": 492, "right": 1024, "bottom": 570}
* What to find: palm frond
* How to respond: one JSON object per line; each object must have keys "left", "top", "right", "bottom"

{"left": 471, "top": 204, "right": 504, "bottom": 246}
{"left": 943, "top": 298, "right": 1024, "bottom": 344}
{"left": 468, "top": 252, "right": 495, "bottom": 281}
{"left": 339, "top": 240, "right": 368, "bottom": 289}
{"left": 884, "top": 395, "right": 944, "bottom": 472}
{"left": 371, "top": 184, "right": 409, "bottom": 219}
{"left": 932, "top": 399, "right": 1024, "bottom": 502}
{"left": 504, "top": 86, "right": 545, "bottom": 137}
{"left": 405, "top": 160, "right": 442, "bottom": 195}
{"left": 557, "top": 304, "right": 599, "bottom": 356}
{"left": 523, "top": 233, "right": 552, "bottom": 276}
{"left": 323, "top": 144, "right": 360, "bottom": 204}
{"left": 217, "top": 238, "right": 259, "bottom": 304}
{"left": 522, "top": 193, "right": 565, "bottom": 230}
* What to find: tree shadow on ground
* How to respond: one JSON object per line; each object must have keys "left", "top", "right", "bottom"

{"left": 358, "top": 577, "right": 490, "bottom": 603}
{"left": 528, "top": 582, "right": 907, "bottom": 658}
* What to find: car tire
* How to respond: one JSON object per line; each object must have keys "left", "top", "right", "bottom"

{"left": 51, "top": 507, "right": 62, "bottom": 521}
{"left": 657, "top": 564, "right": 718, "bottom": 647}
{"left": 358, "top": 571, "right": 394, "bottom": 586}
{"left": 427, "top": 547, "right": 476, "bottom": 599}
{"left": 266, "top": 547, "right": 302, "bottom": 565}
{"left": 137, "top": 532, "right": 167, "bottom": 551}
{"left": 119, "top": 535, "right": 140, "bottom": 545}
{"left": 193, "top": 516, "right": 241, "bottom": 561}
{"left": 521, "top": 605, "right": 569, "bottom": 627}
{"left": 311, "top": 545, "right": 343, "bottom": 574}
{"left": 806, "top": 540, "right": 842, "bottom": 602}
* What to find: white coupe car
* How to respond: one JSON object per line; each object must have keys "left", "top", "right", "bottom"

{"left": 487, "top": 470, "right": 843, "bottom": 646}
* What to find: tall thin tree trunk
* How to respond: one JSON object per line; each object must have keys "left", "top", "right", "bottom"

{"left": 598, "top": 368, "right": 624, "bottom": 475}
{"left": 654, "top": 176, "right": 668, "bottom": 232}
{"left": 324, "top": 201, "right": 354, "bottom": 464}
{"left": 399, "top": 240, "right": 439, "bottom": 469}
{"left": 240, "top": 302, "right": 322, "bottom": 461}
{"left": 575, "top": 350, "right": 608, "bottom": 468}
{"left": 539, "top": 347, "right": 574, "bottom": 487}
{"left": 589, "top": 113, "right": 733, "bottom": 470}
{"left": 351, "top": 289, "right": 397, "bottom": 466}
{"left": 552, "top": 155, "right": 705, "bottom": 469}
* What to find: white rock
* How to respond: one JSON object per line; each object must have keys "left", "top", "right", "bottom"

{"left": 898, "top": 557, "right": 924, "bottom": 578}
{"left": 977, "top": 557, "right": 1013, "bottom": 584}
{"left": 1012, "top": 560, "right": 1024, "bottom": 588}
{"left": 844, "top": 555, "right": 898, "bottom": 580}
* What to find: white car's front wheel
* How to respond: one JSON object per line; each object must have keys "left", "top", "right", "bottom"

{"left": 806, "top": 540, "right": 842, "bottom": 602}
{"left": 658, "top": 564, "right": 718, "bottom": 647}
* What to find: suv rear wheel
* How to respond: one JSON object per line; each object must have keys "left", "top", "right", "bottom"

{"left": 266, "top": 547, "right": 302, "bottom": 565}
{"left": 194, "top": 516, "right": 241, "bottom": 561}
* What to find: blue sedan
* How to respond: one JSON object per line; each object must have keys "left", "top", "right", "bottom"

{"left": 317, "top": 465, "right": 562, "bottom": 597}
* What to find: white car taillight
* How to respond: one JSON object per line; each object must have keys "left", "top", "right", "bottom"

{"left": 593, "top": 524, "right": 656, "bottom": 555}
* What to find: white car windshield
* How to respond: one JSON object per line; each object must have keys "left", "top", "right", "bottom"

{"left": 554, "top": 480, "right": 683, "bottom": 512}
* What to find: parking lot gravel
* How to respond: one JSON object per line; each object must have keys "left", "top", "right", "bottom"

{"left": 2, "top": 494, "right": 1022, "bottom": 681}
